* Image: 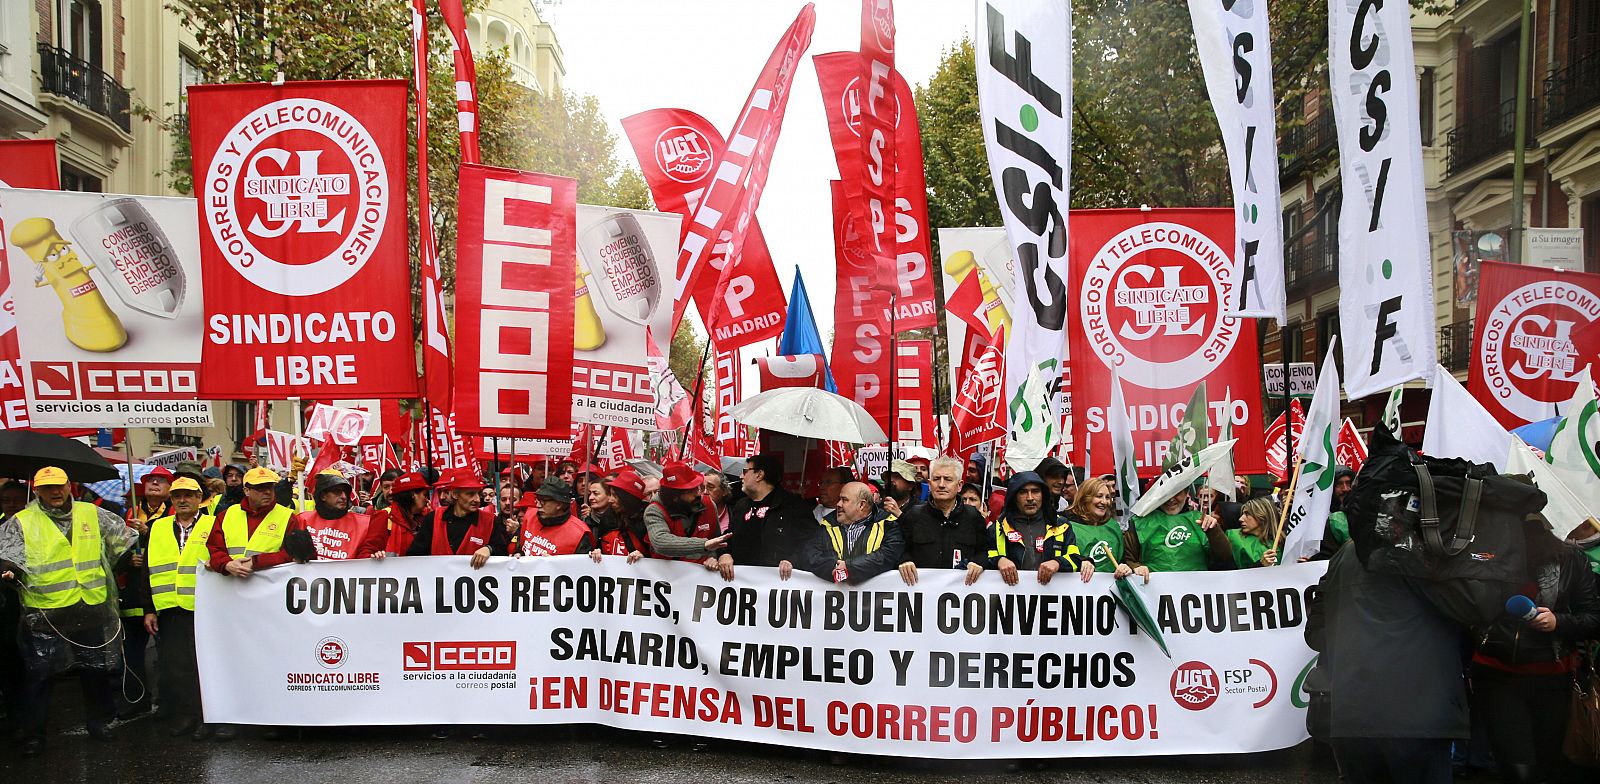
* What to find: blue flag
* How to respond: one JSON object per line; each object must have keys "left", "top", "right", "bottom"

{"left": 777, "top": 268, "right": 836, "bottom": 392}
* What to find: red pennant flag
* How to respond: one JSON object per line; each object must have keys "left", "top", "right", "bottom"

{"left": 438, "top": 0, "right": 481, "bottom": 164}
{"left": 946, "top": 269, "right": 990, "bottom": 343}
{"left": 951, "top": 330, "right": 1006, "bottom": 454}
{"left": 1336, "top": 418, "right": 1368, "bottom": 473}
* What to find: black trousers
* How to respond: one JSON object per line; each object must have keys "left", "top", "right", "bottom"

{"left": 155, "top": 609, "right": 201, "bottom": 721}
{"left": 1470, "top": 663, "right": 1572, "bottom": 784}
{"left": 1331, "top": 737, "right": 1453, "bottom": 784}
{"left": 20, "top": 654, "right": 113, "bottom": 738}
{"left": 119, "top": 615, "right": 151, "bottom": 712}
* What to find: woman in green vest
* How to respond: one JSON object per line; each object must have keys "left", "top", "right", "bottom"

{"left": 1123, "top": 485, "right": 1232, "bottom": 573}
{"left": 1066, "top": 477, "right": 1148, "bottom": 583}
{"left": 1220, "top": 496, "right": 1280, "bottom": 568}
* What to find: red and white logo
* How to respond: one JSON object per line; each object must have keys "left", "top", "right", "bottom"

{"left": 867, "top": 0, "right": 895, "bottom": 53}
{"left": 316, "top": 636, "right": 348, "bottom": 669}
{"left": 402, "top": 641, "right": 516, "bottom": 671}
{"left": 204, "top": 99, "right": 390, "bottom": 297}
{"left": 1478, "top": 279, "right": 1600, "bottom": 423}
{"left": 1170, "top": 660, "right": 1219, "bottom": 711}
{"left": 1081, "top": 222, "right": 1237, "bottom": 390}
{"left": 838, "top": 76, "right": 902, "bottom": 138}
{"left": 654, "top": 126, "right": 713, "bottom": 184}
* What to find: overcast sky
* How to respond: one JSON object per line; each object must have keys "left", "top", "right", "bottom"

{"left": 550, "top": 0, "right": 978, "bottom": 344}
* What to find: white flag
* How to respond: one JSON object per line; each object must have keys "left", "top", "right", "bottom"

{"left": 1188, "top": 0, "right": 1284, "bottom": 323}
{"left": 1131, "top": 440, "right": 1239, "bottom": 518}
{"left": 1281, "top": 342, "right": 1341, "bottom": 562}
{"left": 1208, "top": 389, "right": 1237, "bottom": 500}
{"left": 1422, "top": 364, "right": 1511, "bottom": 471}
{"left": 1546, "top": 369, "right": 1597, "bottom": 479}
{"left": 1110, "top": 371, "right": 1141, "bottom": 524}
{"left": 1509, "top": 436, "right": 1597, "bottom": 540}
{"left": 977, "top": 0, "right": 1072, "bottom": 455}
{"left": 1328, "top": 0, "right": 1436, "bottom": 398}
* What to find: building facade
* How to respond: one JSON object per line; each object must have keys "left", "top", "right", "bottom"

{"left": 464, "top": 0, "right": 565, "bottom": 95}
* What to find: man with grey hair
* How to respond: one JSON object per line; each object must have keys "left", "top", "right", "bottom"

{"left": 801, "top": 482, "right": 903, "bottom": 584}
{"left": 897, "top": 456, "right": 987, "bottom": 586}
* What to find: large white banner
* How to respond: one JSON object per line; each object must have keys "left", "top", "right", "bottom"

{"left": 976, "top": 1, "right": 1071, "bottom": 468}
{"left": 1328, "top": 0, "right": 1435, "bottom": 398}
{"left": 1189, "top": 0, "right": 1284, "bottom": 323}
{"left": 197, "top": 557, "right": 1324, "bottom": 758}
{"left": 0, "top": 189, "right": 212, "bottom": 427}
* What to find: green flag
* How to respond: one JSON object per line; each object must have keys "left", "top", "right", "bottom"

{"left": 1381, "top": 386, "right": 1404, "bottom": 435}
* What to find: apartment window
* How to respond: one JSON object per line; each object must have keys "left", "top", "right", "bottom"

{"left": 1283, "top": 322, "right": 1305, "bottom": 364}
{"left": 1418, "top": 67, "right": 1435, "bottom": 145}
{"left": 59, "top": 165, "right": 101, "bottom": 192}
{"left": 231, "top": 401, "right": 257, "bottom": 445}
{"left": 61, "top": 0, "right": 102, "bottom": 69}
{"left": 1570, "top": 0, "right": 1600, "bottom": 65}
{"left": 179, "top": 51, "right": 203, "bottom": 112}
{"left": 1317, "top": 310, "right": 1343, "bottom": 376}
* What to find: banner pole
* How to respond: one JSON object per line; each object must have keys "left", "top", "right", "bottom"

{"left": 1282, "top": 329, "right": 1293, "bottom": 475}
{"left": 124, "top": 430, "right": 136, "bottom": 521}
{"left": 593, "top": 427, "right": 610, "bottom": 470}
{"left": 888, "top": 293, "right": 898, "bottom": 456}
{"left": 492, "top": 440, "right": 502, "bottom": 515}
{"left": 422, "top": 397, "right": 437, "bottom": 478}
{"left": 291, "top": 396, "right": 305, "bottom": 511}
{"left": 1272, "top": 457, "right": 1303, "bottom": 558}
{"left": 678, "top": 338, "right": 714, "bottom": 460}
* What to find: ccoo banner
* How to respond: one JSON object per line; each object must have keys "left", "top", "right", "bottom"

{"left": 1327, "top": 0, "right": 1435, "bottom": 398}
{"left": 196, "top": 557, "right": 1324, "bottom": 758}
{"left": 1069, "top": 209, "right": 1265, "bottom": 476}
{"left": 0, "top": 140, "right": 61, "bottom": 430}
{"left": 0, "top": 189, "right": 213, "bottom": 428}
{"left": 188, "top": 80, "right": 418, "bottom": 399}
{"left": 1468, "top": 261, "right": 1600, "bottom": 429}
{"left": 454, "top": 164, "right": 576, "bottom": 438}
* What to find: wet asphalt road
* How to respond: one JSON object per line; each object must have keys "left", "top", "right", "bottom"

{"left": 2, "top": 702, "right": 1344, "bottom": 783}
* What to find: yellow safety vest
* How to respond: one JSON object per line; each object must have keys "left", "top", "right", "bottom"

{"left": 824, "top": 515, "right": 888, "bottom": 558}
{"left": 220, "top": 504, "right": 292, "bottom": 560}
{"left": 16, "top": 504, "right": 109, "bottom": 609}
{"left": 203, "top": 496, "right": 220, "bottom": 516}
{"left": 147, "top": 513, "right": 218, "bottom": 612}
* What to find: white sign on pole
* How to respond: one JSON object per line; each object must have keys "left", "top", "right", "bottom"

{"left": 1261, "top": 363, "right": 1317, "bottom": 397}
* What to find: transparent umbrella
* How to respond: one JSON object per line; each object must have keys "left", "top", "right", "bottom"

{"left": 727, "top": 387, "right": 888, "bottom": 444}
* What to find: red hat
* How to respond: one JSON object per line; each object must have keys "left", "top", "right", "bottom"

{"left": 514, "top": 491, "right": 540, "bottom": 509}
{"left": 580, "top": 462, "right": 603, "bottom": 477}
{"left": 908, "top": 456, "right": 931, "bottom": 466}
{"left": 389, "top": 472, "right": 430, "bottom": 495}
{"left": 140, "top": 466, "right": 174, "bottom": 485}
{"left": 607, "top": 469, "right": 648, "bottom": 500}
{"left": 441, "top": 468, "right": 486, "bottom": 491}
{"left": 659, "top": 462, "right": 702, "bottom": 491}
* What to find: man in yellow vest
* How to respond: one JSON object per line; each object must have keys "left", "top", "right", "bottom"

{"left": 0, "top": 466, "right": 139, "bottom": 756}
{"left": 140, "top": 477, "right": 218, "bottom": 740}
{"left": 801, "top": 481, "right": 904, "bottom": 585}
{"left": 205, "top": 466, "right": 294, "bottom": 576}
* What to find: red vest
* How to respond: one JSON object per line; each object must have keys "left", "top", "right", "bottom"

{"left": 647, "top": 500, "right": 717, "bottom": 563}
{"left": 294, "top": 510, "right": 372, "bottom": 560}
{"left": 431, "top": 507, "right": 495, "bottom": 556}
{"left": 376, "top": 506, "right": 427, "bottom": 556}
{"left": 600, "top": 525, "right": 646, "bottom": 557}
{"left": 516, "top": 511, "right": 590, "bottom": 556}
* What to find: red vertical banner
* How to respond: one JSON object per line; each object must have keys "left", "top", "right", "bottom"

{"left": 0, "top": 139, "right": 60, "bottom": 430}
{"left": 856, "top": 0, "right": 897, "bottom": 294}
{"left": 438, "top": 0, "right": 481, "bottom": 164}
{"left": 830, "top": 181, "right": 892, "bottom": 439}
{"left": 714, "top": 348, "right": 748, "bottom": 458}
{"left": 1068, "top": 209, "right": 1265, "bottom": 476}
{"left": 411, "top": 1, "right": 454, "bottom": 411}
{"left": 453, "top": 164, "right": 576, "bottom": 438}
{"left": 188, "top": 80, "right": 418, "bottom": 399}
{"left": 1469, "top": 260, "right": 1600, "bottom": 428}
{"left": 895, "top": 340, "right": 936, "bottom": 449}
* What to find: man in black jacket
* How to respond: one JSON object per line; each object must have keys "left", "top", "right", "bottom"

{"left": 804, "top": 482, "right": 903, "bottom": 584}
{"left": 723, "top": 453, "right": 818, "bottom": 579}
{"left": 897, "top": 456, "right": 986, "bottom": 586}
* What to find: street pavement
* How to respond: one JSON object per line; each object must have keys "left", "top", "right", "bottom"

{"left": 2, "top": 700, "right": 1345, "bottom": 783}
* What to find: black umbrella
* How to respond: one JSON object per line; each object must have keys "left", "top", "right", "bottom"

{"left": 0, "top": 431, "right": 119, "bottom": 483}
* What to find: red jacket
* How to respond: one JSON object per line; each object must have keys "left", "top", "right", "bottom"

{"left": 514, "top": 511, "right": 595, "bottom": 556}
{"left": 374, "top": 505, "right": 429, "bottom": 556}
{"left": 206, "top": 506, "right": 293, "bottom": 572}
{"left": 291, "top": 510, "right": 385, "bottom": 560}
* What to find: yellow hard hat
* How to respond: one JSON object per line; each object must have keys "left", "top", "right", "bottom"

{"left": 170, "top": 477, "right": 203, "bottom": 493}
{"left": 243, "top": 467, "right": 281, "bottom": 486}
{"left": 8, "top": 217, "right": 67, "bottom": 262}
{"left": 32, "top": 466, "right": 69, "bottom": 487}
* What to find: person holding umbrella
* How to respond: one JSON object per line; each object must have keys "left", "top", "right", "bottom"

{"left": 0, "top": 466, "right": 139, "bottom": 756}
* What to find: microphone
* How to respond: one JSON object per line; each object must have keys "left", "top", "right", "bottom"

{"left": 1505, "top": 595, "right": 1539, "bottom": 625}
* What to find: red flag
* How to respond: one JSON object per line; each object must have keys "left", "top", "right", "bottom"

{"left": 1468, "top": 260, "right": 1600, "bottom": 428}
{"left": 829, "top": 181, "right": 892, "bottom": 437}
{"left": 896, "top": 340, "right": 937, "bottom": 449}
{"left": 857, "top": 0, "right": 897, "bottom": 294}
{"left": 188, "top": 80, "right": 417, "bottom": 398}
{"left": 1336, "top": 418, "right": 1368, "bottom": 473}
{"left": 714, "top": 348, "right": 749, "bottom": 459}
{"left": 620, "top": 109, "right": 789, "bottom": 350}
{"left": 453, "top": 165, "right": 576, "bottom": 438}
{"left": 662, "top": 5, "right": 815, "bottom": 341}
{"left": 0, "top": 139, "right": 60, "bottom": 431}
{"left": 412, "top": 2, "right": 454, "bottom": 410}
{"left": 1264, "top": 399, "right": 1305, "bottom": 481}
{"left": 754, "top": 354, "right": 828, "bottom": 390}
{"left": 303, "top": 437, "right": 345, "bottom": 489}
{"left": 437, "top": 0, "right": 481, "bottom": 164}
{"left": 945, "top": 268, "right": 990, "bottom": 343}
{"left": 951, "top": 330, "right": 1006, "bottom": 454}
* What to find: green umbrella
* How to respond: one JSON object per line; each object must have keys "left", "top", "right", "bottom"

{"left": 1104, "top": 553, "right": 1171, "bottom": 658}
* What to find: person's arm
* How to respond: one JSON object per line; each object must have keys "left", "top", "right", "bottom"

{"left": 1202, "top": 523, "right": 1236, "bottom": 570}
{"left": 353, "top": 515, "right": 387, "bottom": 559}
{"left": 250, "top": 508, "right": 296, "bottom": 569}
{"left": 205, "top": 518, "right": 233, "bottom": 572}
{"left": 643, "top": 505, "right": 714, "bottom": 559}
{"left": 804, "top": 529, "right": 837, "bottom": 579}
{"left": 406, "top": 514, "right": 435, "bottom": 557}
{"left": 846, "top": 518, "right": 905, "bottom": 584}
{"left": 982, "top": 521, "right": 1005, "bottom": 569}
{"left": 1554, "top": 549, "right": 1600, "bottom": 641}
{"left": 1120, "top": 527, "right": 1145, "bottom": 570}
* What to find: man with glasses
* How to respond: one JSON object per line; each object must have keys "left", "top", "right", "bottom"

{"left": 723, "top": 453, "right": 818, "bottom": 580}
{"left": 802, "top": 482, "right": 903, "bottom": 585}
{"left": 811, "top": 467, "right": 851, "bottom": 522}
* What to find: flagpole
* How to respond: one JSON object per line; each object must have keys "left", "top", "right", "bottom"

{"left": 1282, "top": 331, "right": 1293, "bottom": 477}
{"left": 1272, "top": 457, "right": 1303, "bottom": 559}
{"left": 678, "top": 339, "right": 714, "bottom": 460}
{"left": 888, "top": 292, "right": 899, "bottom": 457}
{"left": 291, "top": 396, "right": 305, "bottom": 511}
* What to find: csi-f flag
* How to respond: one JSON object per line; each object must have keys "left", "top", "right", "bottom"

{"left": 977, "top": 0, "right": 1071, "bottom": 458}
{"left": 1110, "top": 371, "right": 1141, "bottom": 523}
{"left": 1188, "top": 0, "right": 1284, "bottom": 323}
{"left": 1132, "top": 439, "right": 1238, "bottom": 518}
{"left": 1328, "top": 0, "right": 1436, "bottom": 398}
{"left": 1281, "top": 342, "right": 1340, "bottom": 562}
{"left": 1177, "top": 381, "right": 1209, "bottom": 460}
{"left": 1422, "top": 364, "right": 1511, "bottom": 471}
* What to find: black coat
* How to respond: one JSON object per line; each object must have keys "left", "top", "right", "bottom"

{"left": 728, "top": 487, "right": 819, "bottom": 568}
{"left": 804, "top": 508, "right": 904, "bottom": 584}
{"left": 898, "top": 500, "right": 987, "bottom": 569}
{"left": 1475, "top": 545, "right": 1600, "bottom": 665}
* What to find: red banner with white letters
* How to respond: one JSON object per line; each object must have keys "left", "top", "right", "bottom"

{"left": 453, "top": 164, "right": 575, "bottom": 438}
{"left": 813, "top": 52, "right": 937, "bottom": 330}
{"left": 714, "top": 348, "right": 750, "bottom": 458}
{"left": 754, "top": 354, "right": 829, "bottom": 390}
{"left": 188, "top": 80, "right": 417, "bottom": 399}
{"left": 0, "top": 140, "right": 60, "bottom": 430}
{"left": 620, "top": 108, "right": 788, "bottom": 350}
{"left": 950, "top": 332, "right": 1006, "bottom": 455}
{"left": 1469, "top": 260, "right": 1600, "bottom": 429}
{"left": 1068, "top": 209, "right": 1265, "bottom": 476}
{"left": 830, "top": 181, "right": 891, "bottom": 439}
{"left": 896, "top": 339, "right": 937, "bottom": 449}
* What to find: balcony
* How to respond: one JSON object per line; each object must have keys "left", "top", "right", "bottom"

{"left": 37, "top": 43, "right": 130, "bottom": 133}
{"left": 1544, "top": 51, "right": 1600, "bottom": 132}
{"left": 1446, "top": 97, "right": 1521, "bottom": 176}
{"left": 1280, "top": 105, "right": 1337, "bottom": 181}
{"left": 155, "top": 429, "right": 203, "bottom": 449}
{"left": 1439, "top": 319, "right": 1475, "bottom": 373}
{"left": 1285, "top": 228, "right": 1338, "bottom": 295}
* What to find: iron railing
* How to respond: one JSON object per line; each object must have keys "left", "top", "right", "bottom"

{"left": 1544, "top": 50, "right": 1600, "bottom": 131}
{"left": 1280, "top": 104, "right": 1337, "bottom": 180}
{"left": 37, "top": 43, "right": 130, "bottom": 133}
{"left": 1439, "top": 319, "right": 1475, "bottom": 373}
{"left": 1446, "top": 97, "right": 1518, "bottom": 175}
{"left": 1285, "top": 228, "right": 1339, "bottom": 293}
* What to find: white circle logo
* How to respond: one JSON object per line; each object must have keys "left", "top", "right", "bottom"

{"left": 1080, "top": 222, "right": 1238, "bottom": 389}
{"left": 204, "top": 98, "right": 389, "bottom": 297}
{"left": 654, "top": 126, "right": 713, "bottom": 184}
{"left": 840, "top": 76, "right": 902, "bottom": 138}
{"left": 1478, "top": 279, "right": 1600, "bottom": 423}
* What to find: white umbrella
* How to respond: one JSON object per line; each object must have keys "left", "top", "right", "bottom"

{"left": 727, "top": 387, "right": 889, "bottom": 444}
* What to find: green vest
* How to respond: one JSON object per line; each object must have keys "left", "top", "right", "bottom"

{"left": 1224, "top": 529, "right": 1270, "bottom": 568}
{"left": 1582, "top": 543, "right": 1600, "bottom": 575}
{"left": 16, "top": 504, "right": 109, "bottom": 609}
{"left": 220, "top": 504, "right": 291, "bottom": 560}
{"left": 1133, "top": 509, "right": 1209, "bottom": 572}
{"left": 1071, "top": 519, "right": 1123, "bottom": 573}
{"left": 1326, "top": 511, "right": 1350, "bottom": 547}
{"left": 148, "top": 513, "right": 218, "bottom": 612}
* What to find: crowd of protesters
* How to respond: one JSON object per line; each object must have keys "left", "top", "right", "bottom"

{"left": 0, "top": 448, "right": 1597, "bottom": 783}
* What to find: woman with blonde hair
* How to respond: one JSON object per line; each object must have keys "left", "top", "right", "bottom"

{"left": 1066, "top": 477, "right": 1147, "bottom": 582}
{"left": 1221, "top": 496, "right": 1279, "bottom": 568}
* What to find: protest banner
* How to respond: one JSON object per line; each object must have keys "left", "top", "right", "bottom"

{"left": 1263, "top": 400, "right": 1305, "bottom": 481}
{"left": 329, "top": 398, "right": 409, "bottom": 445}
{"left": 714, "top": 348, "right": 750, "bottom": 458}
{"left": 0, "top": 189, "right": 213, "bottom": 428}
{"left": 147, "top": 446, "right": 199, "bottom": 470}
{"left": 832, "top": 182, "right": 892, "bottom": 436}
{"left": 264, "top": 429, "right": 310, "bottom": 473}
{"left": 0, "top": 140, "right": 61, "bottom": 430}
{"left": 474, "top": 435, "right": 572, "bottom": 461}
{"left": 453, "top": 164, "right": 576, "bottom": 438}
{"left": 936, "top": 228, "right": 1014, "bottom": 396}
{"left": 1261, "top": 362, "right": 1316, "bottom": 398}
{"left": 950, "top": 336, "right": 1006, "bottom": 455}
{"left": 1328, "top": 0, "right": 1436, "bottom": 397}
{"left": 896, "top": 340, "right": 936, "bottom": 449}
{"left": 1336, "top": 418, "right": 1368, "bottom": 472}
{"left": 1469, "top": 261, "right": 1600, "bottom": 429}
{"left": 1070, "top": 209, "right": 1265, "bottom": 476}
{"left": 188, "top": 80, "right": 417, "bottom": 399}
{"left": 305, "top": 403, "right": 373, "bottom": 447}
{"left": 196, "top": 557, "right": 1324, "bottom": 758}
{"left": 571, "top": 205, "right": 681, "bottom": 430}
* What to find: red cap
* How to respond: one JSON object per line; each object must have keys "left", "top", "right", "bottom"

{"left": 908, "top": 456, "right": 931, "bottom": 466}
{"left": 441, "top": 468, "right": 486, "bottom": 491}
{"left": 514, "top": 491, "right": 540, "bottom": 509}
{"left": 389, "top": 472, "right": 430, "bottom": 495}
{"left": 140, "top": 466, "right": 174, "bottom": 485}
{"left": 580, "top": 462, "right": 603, "bottom": 476}
{"left": 659, "top": 462, "right": 702, "bottom": 491}
{"left": 607, "top": 469, "right": 648, "bottom": 500}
